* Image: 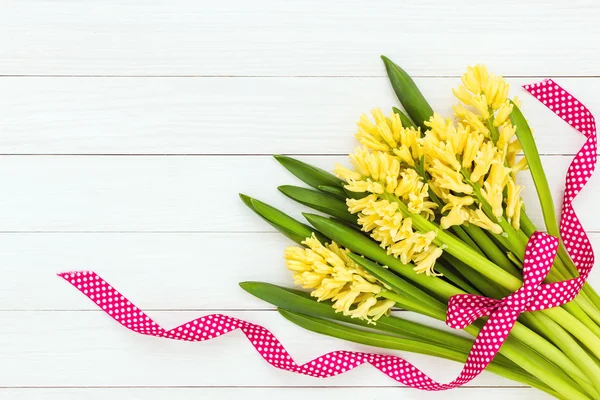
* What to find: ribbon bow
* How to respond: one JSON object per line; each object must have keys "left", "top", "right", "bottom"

{"left": 59, "top": 79, "right": 596, "bottom": 392}
{"left": 447, "top": 232, "right": 559, "bottom": 333}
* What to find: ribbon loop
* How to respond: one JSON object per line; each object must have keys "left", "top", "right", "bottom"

{"left": 446, "top": 232, "right": 558, "bottom": 329}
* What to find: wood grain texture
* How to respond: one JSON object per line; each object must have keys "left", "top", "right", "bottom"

{"left": 1, "top": 232, "right": 598, "bottom": 311}
{"left": 2, "top": 1, "right": 598, "bottom": 398}
{"left": 0, "top": 388, "right": 549, "bottom": 400}
{"left": 0, "top": 0, "right": 599, "bottom": 76}
{"left": 0, "top": 155, "right": 595, "bottom": 232}
{"left": 0, "top": 77, "right": 596, "bottom": 155}
{"left": 0, "top": 311, "right": 514, "bottom": 388}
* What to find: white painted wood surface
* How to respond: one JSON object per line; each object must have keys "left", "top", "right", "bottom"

{"left": 1, "top": 1, "right": 599, "bottom": 399}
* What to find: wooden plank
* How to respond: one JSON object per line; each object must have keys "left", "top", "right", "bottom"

{"left": 2, "top": 232, "right": 599, "bottom": 311}
{"left": 0, "top": 155, "right": 595, "bottom": 232}
{"left": 0, "top": 311, "right": 514, "bottom": 387}
{"left": 0, "top": 77, "right": 594, "bottom": 155}
{"left": 0, "top": 388, "right": 550, "bottom": 399}
{"left": 0, "top": 1, "right": 598, "bottom": 77}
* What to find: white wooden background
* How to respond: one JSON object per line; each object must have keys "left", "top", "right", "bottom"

{"left": 1, "top": 1, "right": 599, "bottom": 399}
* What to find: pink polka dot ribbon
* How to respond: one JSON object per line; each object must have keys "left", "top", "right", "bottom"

{"left": 59, "top": 79, "right": 596, "bottom": 390}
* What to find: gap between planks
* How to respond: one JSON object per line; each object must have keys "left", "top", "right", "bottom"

{"left": 0, "top": 385, "right": 528, "bottom": 389}
{"left": 1, "top": 75, "right": 600, "bottom": 79}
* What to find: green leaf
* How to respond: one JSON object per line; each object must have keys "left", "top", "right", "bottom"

{"left": 240, "top": 281, "right": 461, "bottom": 346}
{"left": 346, "top": 253, "right": 446, "bottom": 318}
{"left": 344, "top": 188, "right": 368, "bottom": 200}
{"left": 278, "top": 309, "right": 559, "bottom": 397}
{"left": 392, "top": 106, "right": 416, "bottom": 128}
{"left": 317, "top": 185, "right": 347, "bottom": 200}
{"left": 432, "top": 260, "right": 483, "bottom": 296}
{"left": 279, "top": 308, "right": 467, "bottom": 359}
{"left": 239, "top": 281, "right": 339, "bottom": 318}
{"left": 509, "top": 101, "right": 559, "bottom": 238}
{"left": 239, "top": 280, "right": 546, "bottom": 384}
{"left": 239, "top": 194, "right": 327, "bottom": 244}
{"left": 381, "top": 56, "right": 434, "bottom": 130}
{"left": 274, "top": 155, "right": 344, "bottom": 190}
{"left": 303, "top": 213, "right": 462, "bottom": 301}
{"left": 278, "top": 185, "right": 357, "bottom": 224}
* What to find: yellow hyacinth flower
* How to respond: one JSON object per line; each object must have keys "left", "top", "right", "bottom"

{"left": 440, "top": 194, "right": 474, "bottom": 229}
{"left": 284, "top": 234, "right": 395, "bottom": 323}
{"left": 454, "top": 104, "right": 490, "bottom": 137}
{"left": 338, "top": 147, "right": 436, "bottom": 217}
{"left": 457, "top": 65, "right": 510, "bottom": 111}
{"left": 347, "top": 196, "right": 441, "bottom": 273}
{"left": 355, "top": 109, "right": 418, "bottom": 166}
{"left": 421, "top": 133, "right": 461, "bottom": 171}
{"left": 468, "top": 207, "right": 503, "bottom": 234}
{"left": 462, "top": 65, "right": 490, "bottom": 94}
{"left": 461, "top": 132, "right": 485, "bottom": 169}
{"left": 426, "top": 113, "right": 453, "bottom": 141}
{"left": 506, "top": 180, "right": 524, "bottom": 229}
{"left": 511, "top": 156, "right": 529, "bottom": 174}
{"left": 497, "top": 123, "right": 517, "bottom": 149}
{"left": 348, "top": 295, "right": 379, "bottom": 320}
{"left": 346, "top": 194, "right": 378, "bottom": 214}
{"left": 429, "top": 160, "right": 473, "bottom": 194}
{"left": 494, "top": 101, "right": 514, "bottom": 127}
{"left": 333, "top": 163, "right": 362, "bottom": 181}
{"left": 412, "top": 246, "right": 444, "bottom": 276}
{"left": 470, "top": 141, "right": 498, "bottom": 182}
{"left": 453, "top": 86, "right": 490, "bottom": 118}
{"left": 481, "top": 181, "right": 504, "bottom": 218}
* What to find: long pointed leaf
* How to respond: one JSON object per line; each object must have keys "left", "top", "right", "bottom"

{"left": 392, "top": 106, "right": 416, "bottom": 128}
{"left": 278, "top": 309, "right": 556, "bottom": 396}
{"left": 239, "top": 194, "right": 326, "bottom": 244}
{"left": 509, "top": 102, "right": 559, "bottom": 237}
{"left": 274, "top": 155, "right": 344, "bottom": 189}
{"left": 381, "top": 56, "right": 434, "bottom": 130}
{"left": 279, "top": 309, "right": 466, "bottom": 359}
{"left": 240, "top": 281, "right": 468, "bottom": 350}
{"left": 317, "top": 185, "right": 347, "bottom": 200}
{"left": 279, "top": 185, "right": 357, "bottom": 224}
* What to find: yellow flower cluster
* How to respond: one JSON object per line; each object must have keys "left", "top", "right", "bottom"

{"left": 285, "top": 234, "right": 395, "bottom": 322}
{"left": 335, "top": 148, "right": 437, "bottom": 218}
{"left": 346, "top": 195, "right": 442, "bottom": 276}
{"left": 427, "top": 65, "right": 525, "bottom": 231}
{"left": 329, "top": 65, "right": 528, "bottom": 277}
{"left": 355, "top": 109, "right": 421, "bottom": 166}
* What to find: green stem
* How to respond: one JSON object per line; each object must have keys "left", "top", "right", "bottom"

{"left": 461, "top": 168, "right": 526, "bottom": 256}
{"left": 510, "top": 102, "right": 560, "bottom": 237}
{"left": 544, "top": 307, "right": 600, "bottom": 360}
{"left": 463, "top": 224, "right": 521, "bottom": 277}
{"left": 304, "top": 214, "right": 596, "bottom": 395}
{"left": 372, "top": 251, "right": 595, "bottom": 393}
{"left": 523, "top": 312, "right": 600, "bottom": 393}
{"left": 436, "top": 258, "right": 483, "bottom": 295}
{"left": 279, "top": 309, "right": 570, "bottom": 399}
{"left": 383, "top": 193, "right": 523, "bottom": 291}
{"left": 445, "top": 254, "right": 596, "bottom": 392}
{"left": 388, "top": 192, "right": 600, "bottom": 366}
{"left": 451, "top": 225, "right": 483, "bottom": 254}
{"left": 457, "top": 176, "right": 600, "bottom": 348}
{"left": 522, "top": 211, "right": 600, "bottom": 319}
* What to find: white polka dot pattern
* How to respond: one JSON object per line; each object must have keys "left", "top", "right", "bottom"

{"left": 523, "top": 79, "right": 596, "bottom": 302}
{"left": 59, "top": 79, "right": 596, "bottom": 391}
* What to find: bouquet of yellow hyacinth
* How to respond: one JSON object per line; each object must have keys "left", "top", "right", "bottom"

{"left": 239, "top": 56, "right": 600, "bottom": 399}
